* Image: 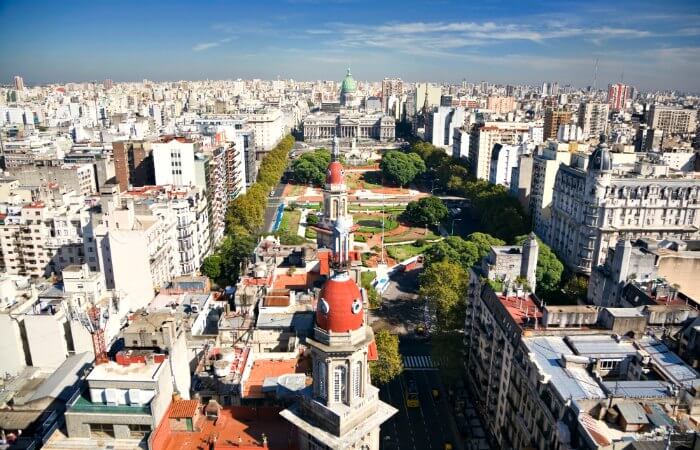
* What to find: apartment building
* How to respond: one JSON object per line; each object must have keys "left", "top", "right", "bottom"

{"left": 548, "top": 142, "right": 700, "bottom": 274}
{"left": 529, "top": 142, "right": 573, "bottom": 240}
{"left": 152, "top": 137, "right": 198, "bottom": 187}
{"left": 112, "top": 140, "right": 154, "bottom": 192}
{"left": 543, "top": 108, "right": 572, "bottom": 140}
{"left": 647, "top": 105, "right": 697, "bottom": 135}
{"left": 87, "top": 184, "right": 178, "bottom": 302}
{"left": 464, "top": 242, "right": 700, "bottom": 449}
{"left": 468, "top": 121, "right": 530, "bottom": 181}
{"left": 0, "top": 189, "right": 89, "bottom": 278}
{"left": 10, "top": 163, "right": 97, "bottom": 196}
{"left": 578, "top": 102, "right": 609, "bottom": 138}
{"left": 425, "top": 106, "right": 466, "bottom": 149}
{"left": 245, "top": 108, "right": 285, "bottom": 153}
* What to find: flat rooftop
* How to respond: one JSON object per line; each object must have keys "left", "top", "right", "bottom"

{"left": 159, "top": 406, "right": 297, "bottom": 450}
{"left": 566, "top": 335, "right": 638, "bottom": 359}
{"left": 242, "top": 357, "right": 310, "bottom": 399}
{"left": 525, "top": 336, "right": 606, "bottom": 401}
{"left": 87, "top": 361, "right": 162, "bottom": 383}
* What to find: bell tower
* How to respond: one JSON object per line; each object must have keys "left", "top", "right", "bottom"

{"left": 281, "top": 267, "right": 397, "bottom": 449}
{"left": 317, "top": 136, "right": 354, "bottom": 264}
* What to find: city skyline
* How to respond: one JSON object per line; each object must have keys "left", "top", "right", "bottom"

{"left": 1, "top": 0, "right": 700, "bottom": 91}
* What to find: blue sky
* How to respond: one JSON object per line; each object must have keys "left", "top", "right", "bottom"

{"left": 1, "top": 0, "right": 699, "bottom": 91}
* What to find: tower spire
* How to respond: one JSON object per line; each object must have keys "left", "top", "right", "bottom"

{"left": 332, "top": 134, "right": 340, "bottom": 162}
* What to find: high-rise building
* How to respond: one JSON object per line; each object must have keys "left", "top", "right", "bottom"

{"left": 425, "top": 106, "right": 466, "bottom": 149}
{"left": 543, "top": 107, "right": 572, "bottom": 140}
{"left": 608, "top": 83, "right": 630, "bottom": 112}
{"left": 578, "top": 102, "right": 609, "bottom": 138}
{"left": 529, "top": 142, "right": 572, "bottom": 239}
{"left": 647, "top": 105, "right": 697, "bottom": 134}
{"left": 486, "top": 96, "right": 516, "bottom": 114}
{"left": 112, "top": 140, "right": 154, "bottom": 192}
{"left": 469, "top": 122, "right": 530, "bottom": 180}
{"left": 13, "top": 75, "right": 24, "bottom": 91}
{"left": 381, "top": 77, "right": 403, "bottom": 115}
{"left": 103, "top": 78, "right": 114, "bottom": 90}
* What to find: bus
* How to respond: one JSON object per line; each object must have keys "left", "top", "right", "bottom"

{"left": 404, "top": 373, "right": 420, "bottom": 408}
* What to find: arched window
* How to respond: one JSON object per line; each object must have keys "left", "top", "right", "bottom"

{"left": 317, "top": 361, "right": 327, "bottom": 399}
{"left": 353, "top": 361, "right": 362, "bottom": 398}
{"left": 333, "top": 365, "right": 347, "bottom": 404}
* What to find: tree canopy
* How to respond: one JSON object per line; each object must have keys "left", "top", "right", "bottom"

{"left": 380, "top": 150, "right": 426, "bottom": 187}
{"left": 402, "top": 196, "right": 448, "bottom": 227}
{"left": 419, "top": 260, "right": 468, "bottom": 332}
{"left": 370, "top": 329, "right": 402, "bottom": 385}
{"left": 424, "top": 233, "right": 505, "bottom": 271}
{"left": 291, "top": 148, "right": 331, "bottom": 185}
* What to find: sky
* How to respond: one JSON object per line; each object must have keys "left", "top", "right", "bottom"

{"left": 1, "top": 0, "right": 699, "bottom": 91}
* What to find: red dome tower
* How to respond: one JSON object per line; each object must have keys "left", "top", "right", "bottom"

{"left": 316, "top": 272, "right": 364, "bottom": 333}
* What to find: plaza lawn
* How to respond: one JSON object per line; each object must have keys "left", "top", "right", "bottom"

{"left": 345, "top": 171, "right": 384, "bottom": 190}
{"left": 354, "top": 214, "right": 399, "bottom": 233}
{"left": 278, "top": 209, "right": 301, "bottom": 236}
{"left": 386, "top": 243, "right": 431, "bottom": 262}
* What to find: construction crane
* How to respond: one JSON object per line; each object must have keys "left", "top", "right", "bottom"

{"left": 88, "top": 305, "right": 109, "bottom": 365}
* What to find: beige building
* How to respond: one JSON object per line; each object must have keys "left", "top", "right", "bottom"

{"left": 647, "top": 104, "right": 697, "bottom": 135}
{"left": 529, "top": 142, "right": 573, "bottom": 239}
{"left": 468, "top": 121, "right": 530, "bottom": 180}
{"left": 578, "top": 102, "right": 609, "bottom": 138}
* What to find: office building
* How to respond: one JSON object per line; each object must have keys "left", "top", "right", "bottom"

{"left": 486, "top": 96, "right": 516, "bottom": 115}
{"left": 13, "top": 75, "right": 24, "bottom": 91}
{"left": 529, "top": 142, "right": 573, "bottom": 239}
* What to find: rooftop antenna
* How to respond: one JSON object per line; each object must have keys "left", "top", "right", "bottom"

{"left": 593, "top": 58, "right": 599, "bottom": 91}
{"left": 620, "top": 68, "right": 625, "bottom": 84}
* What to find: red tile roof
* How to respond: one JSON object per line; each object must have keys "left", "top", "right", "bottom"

{"left": 168, "top": 400, "right": 199, "bottom": 419}
{"left": 242, "top": 357, "right": 310, "bottom": 399}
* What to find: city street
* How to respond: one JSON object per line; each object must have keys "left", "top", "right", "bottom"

{"left": 263, "top": 181, "right": 287, "bottom": 232}
{"left": 374, "top": 267, "right": 490, "bottom": 450}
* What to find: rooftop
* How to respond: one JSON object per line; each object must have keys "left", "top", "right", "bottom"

{"left": 500, "top": 293, "right": 543, "bottom": 328}
{"left": 86, "top": 360, "right": 163, "bottom": 383}
{"left": 158, "top": 406, "right": 297, "bottom": 450}
{"left": 242, "top": 356, "right": 310, "bottom": 399}
{"left": 525, "top": 336, "right": 606, "bottom": 401}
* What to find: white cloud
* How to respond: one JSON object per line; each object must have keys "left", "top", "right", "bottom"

{"left": 192, "top": 37, "right": 234, "bottom": 52}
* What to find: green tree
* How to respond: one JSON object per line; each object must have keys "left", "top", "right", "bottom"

{"left": 217, "top": 229, "right": 257, "bottom": 286}
{"left": 291, "top": 148, "right": 331, "bottom": 185}
{"left": 424, "top": 233, "right": 504, "bottom": 271}
{"left": 380, "top": 150, "right": 426, "bottom": 187}
{"left": 200, "top": 254, "right": 222, "bottom": 281}
{"left": 402, "top": 196, "right": 448, "bottom": 227}
{"left": 514, "top": 234, "right": 564, "bottom": 300}
{"left": 306, "top": 212, "right": 319, "bottom": 225}
{"left": 431, "top": 331, "right": 464, "bottom": 383}
{"left": 370, "top": 329, "right": 403, "bottom": 385}
{"left": 562, "top": 275, "right": 589, "bottom": 305}
{"left": 419, "top": 260, "right": 467, "bottom": 331}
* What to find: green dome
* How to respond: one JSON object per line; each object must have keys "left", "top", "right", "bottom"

{"left": 340, "top": 68, "right": 357, "bottom": 94}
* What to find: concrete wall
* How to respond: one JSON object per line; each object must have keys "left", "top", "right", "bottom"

{"left": 24, "top": 313, "right": 69, "bottom": 369}
{"left": 0, "top": 314, "right": 27, "bottom": 375}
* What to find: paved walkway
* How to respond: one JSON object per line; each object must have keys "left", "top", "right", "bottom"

{"left": 297, "top": 208, "right": 309, "bottom": 237}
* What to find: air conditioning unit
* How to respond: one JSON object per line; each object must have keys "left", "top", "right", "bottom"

{"left": 104, "top": 388, "right": 119, "bottom": 405}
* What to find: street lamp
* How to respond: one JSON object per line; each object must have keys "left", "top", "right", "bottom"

{"left": 451, "top": 218, "right": 462, "bottom": 236}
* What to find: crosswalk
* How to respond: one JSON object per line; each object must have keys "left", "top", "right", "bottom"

{"left": 402, "top": 355, "right": 440, "bottom": 370}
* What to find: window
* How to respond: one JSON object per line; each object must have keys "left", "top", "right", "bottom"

{"left": 317, "top": 361, "right": 327, "bottom": 399}
{"left": 353, "top": 361, "right": 362, "bottom": 398}
{"left": 89, "top": 423, "right": 115, "bottom": 438}
{"left": 333, "top": 365, "right": 347, "bottom": 404}
{"left": 129, "top": 424, "right": 150, "bottom": 438}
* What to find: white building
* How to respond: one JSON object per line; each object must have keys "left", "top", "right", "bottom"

{"left": 489, "top": 143, "right": 524, "bottom": 187}
{"left": 469, "top": 122, "right": 530, "bottom": 180}
{"left": 578, "top": 102, "right": 609, "bottom": 138}
{"left": 245, "top": 108, "right": 285, "bottom": 152}
{"left": 152, "top": 137, "right": 197, "bottom": 186}
{"left": 425, "top": 106, "right": 465, "bottom": 149}
{"left": 529, "top": 142, "right": 573, "bottom": 239}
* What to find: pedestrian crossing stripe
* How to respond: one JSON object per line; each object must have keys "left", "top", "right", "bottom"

{"left": 402, "top": 355, "right": 440, "bottom": 370}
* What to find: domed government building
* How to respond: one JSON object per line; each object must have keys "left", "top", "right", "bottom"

{"left": 302, "top": 68, "right": 395, "bottom": 144}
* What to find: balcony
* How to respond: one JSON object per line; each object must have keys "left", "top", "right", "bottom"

{"left": 68, "top": 391, "right": 152, "bottom": 415}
